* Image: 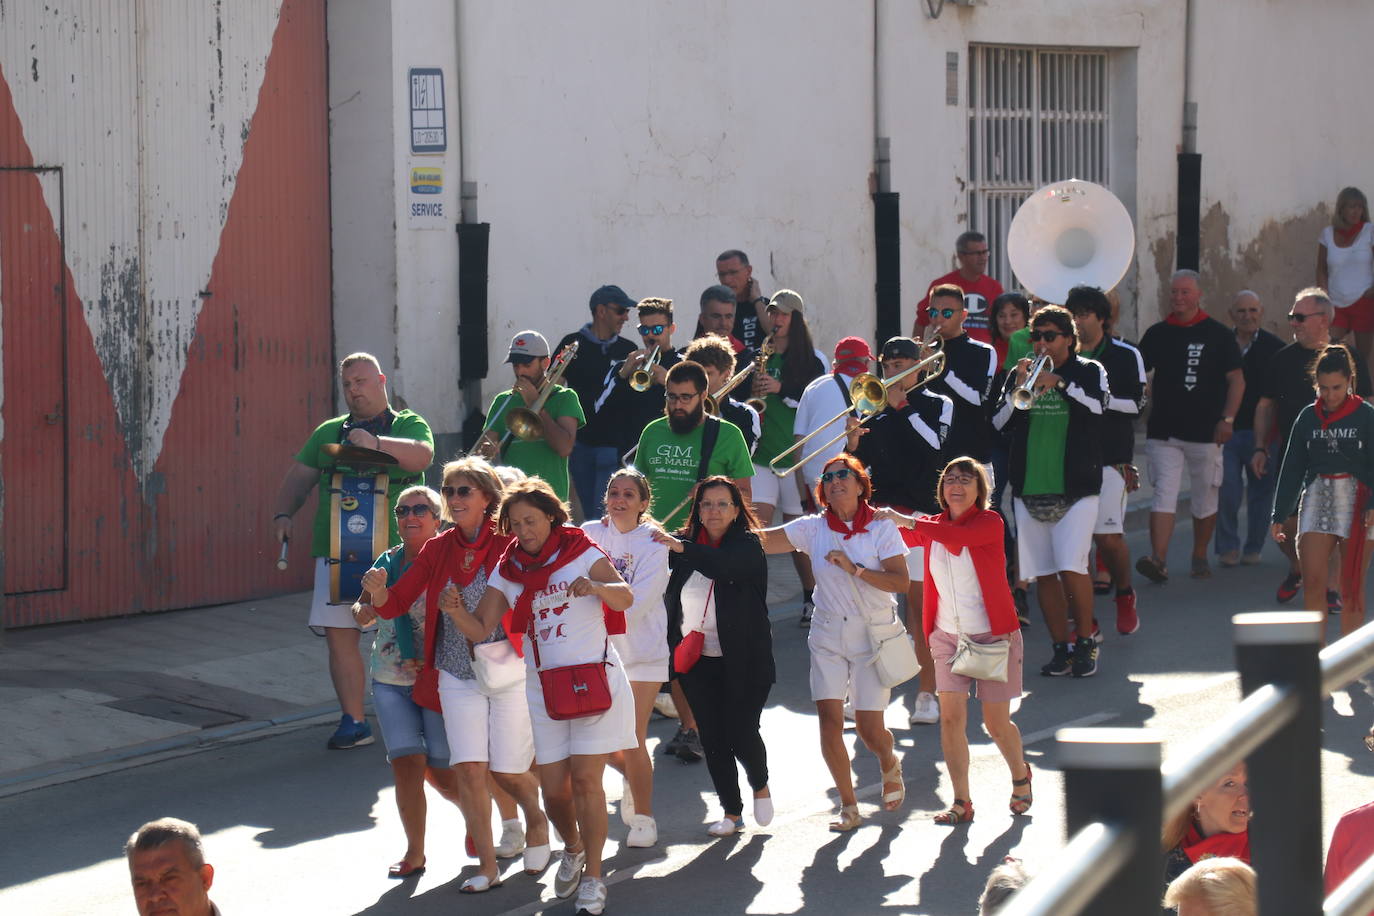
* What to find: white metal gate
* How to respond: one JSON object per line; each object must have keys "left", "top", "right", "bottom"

{"left": 967, "top": 45, "right": 1111, "bottom": 288}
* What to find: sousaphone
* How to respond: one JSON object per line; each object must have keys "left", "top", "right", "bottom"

{"left": 1006, "top": 179, "right": 1135, "bottom": 304}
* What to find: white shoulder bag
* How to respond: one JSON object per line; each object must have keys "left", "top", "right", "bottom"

{"left": 829, "top": 529, "right": 920, "bottom": 689}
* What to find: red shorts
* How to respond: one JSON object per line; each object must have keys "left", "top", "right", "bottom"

{"left": 1332, "top": 296, "right": 1374, "bottom": 333}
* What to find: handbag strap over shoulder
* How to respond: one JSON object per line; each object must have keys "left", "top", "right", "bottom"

{"left": 526, "top": 619, "right": 609, "bottom": 672}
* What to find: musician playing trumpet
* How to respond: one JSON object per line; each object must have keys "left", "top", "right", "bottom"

{"left": 476, "top": 331, "right": 585, "bottom": 501}
{"left": 597, "top": 298, "right": 683, "bottom": 470}
{"left": 992, "top": 306, "right": 1110, "bottom": 680}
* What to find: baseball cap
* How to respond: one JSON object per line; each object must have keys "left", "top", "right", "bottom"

{"left": 589, "top": 285, "right": 635, "bottom": 311}
{"left": 506, "top": 330, "right": 550, "bottom": 362}
{"left": 880, "top": 336, "right": 921, "bottom": 361}
{"left": 767, "top": 289, "right": 804, "bottom": 314}
{"left": 833, "top": 336, "right": 873, "bottom": 376}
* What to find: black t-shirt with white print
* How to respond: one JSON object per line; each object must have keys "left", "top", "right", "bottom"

{"left": 1138, "top": 316, "right": 1243, "bottom": 443}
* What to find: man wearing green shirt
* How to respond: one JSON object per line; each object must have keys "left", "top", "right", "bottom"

{"left": 272, "top": 352, "right": 435, "bottom": 749}
{"left": 476, "top": 330, "right": 585, "bottom": 501}
{"left": 635, "top": 361, "right": 754, "bottom": 530}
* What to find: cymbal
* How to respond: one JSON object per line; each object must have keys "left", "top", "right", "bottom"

{"left": 321, "top": 443, "right": 400, "bottom": 466}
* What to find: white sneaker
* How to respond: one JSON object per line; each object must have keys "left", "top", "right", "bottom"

{"left": 619, "top": 776, "right": 635, "bottom": 826}
{"left": 753, "top": 793, "right": 774, "bottom": 827}
{"left": 652, "top": 691, "right": 679, "bottom": 719}
{"left": 909, "top": 691, "right": 940, "bottom": 725}
{"left": 495, "top": 818, "right": 525, "bottom": 858}
{"left": 706, "top": 815, "right": 744, "bottom": 837}
{"left": 626, "top": 814, "right": 658, "bottom": 848}
{"left": 554, "top": 848, "right": 586, "bottom": 899}
{"left": 574, "top": 876, "right": 607, "bottom": 915}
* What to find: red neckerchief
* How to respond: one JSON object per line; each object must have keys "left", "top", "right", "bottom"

{"left": 1335, "top": 221, "right": 1367, "bottom": 246}
{"left": 826, "top": 500, "right": 875, "bottom": 540}
{"left": 1181, "top": 823, "right": 1250, "bottom": 864}
{"left": 500, "top": 526, "right": 619, "bottom": 635}
{"left": 728, "top": 334, "right": 745, "bottom": 353}
{"left": 451, "top": 518, "right": 508, "bottom": 587}
{"left": 1316, "top": 394, "right": 1363, "bottom": 430}
{"left": 1166, "top": 309, "right": 1210, "bottom": 327}
{"left": 694, "top": 528, "right": 723, "bottom": 547}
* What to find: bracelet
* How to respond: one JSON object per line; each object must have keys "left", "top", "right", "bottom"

{"left": 273, "top": 513, "right": 291, "bottom": 521}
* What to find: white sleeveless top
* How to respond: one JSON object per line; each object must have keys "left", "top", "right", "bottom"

{"left": 1321, "top": 224, "right": 1374, "bottom": 309}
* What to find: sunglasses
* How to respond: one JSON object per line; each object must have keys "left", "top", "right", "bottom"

{"left": 1029, "top": 330, "right": 1066, "bottom": 342}
{"left": 928, "top": 306, "right": 960, "bottom": 320}
{"left": 394, "top": 504, "right": 435, "bottom": 518}
{"left": 637, "top": 323, "right": 668, "bottom": 336}
{"left": 509, "top": 355, "right": 537, "bottom": 365}
{"left": 820, "top": 467, "right": 854, "bottom": 484}
{"left": 441, "top": 485, "right": 477, "bottom": 498}
{"left": 1287, "top": 312, "right": 1318, "bottom": 323}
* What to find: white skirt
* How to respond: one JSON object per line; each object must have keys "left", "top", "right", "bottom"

{"left": 1298, "top": 475, "right": 1357, "bottom": 538}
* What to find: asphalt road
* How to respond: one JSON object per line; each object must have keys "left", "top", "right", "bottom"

{"left": 3, "top": 525, "right": 1372, "bottom": 915}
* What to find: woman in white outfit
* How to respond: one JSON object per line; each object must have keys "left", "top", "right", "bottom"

{"left": 581, "top": 468, "right": 669, "bottom": 848}
{"left": 458, "top": 477, "right": 637, "bottom": 916}
{"left": 1317, "top": 186, "right": 1374, "bottom": 362}
{"left": 759, "top": 454, "right": 910, "bottom": 832}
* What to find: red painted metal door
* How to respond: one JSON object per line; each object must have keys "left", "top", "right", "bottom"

{"left": 1, "top": 167, "right": 68, "bottom": 594}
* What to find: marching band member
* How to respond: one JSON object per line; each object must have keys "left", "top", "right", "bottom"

{"left": 846, "top": 336, "right": 954, "bottom": 725}
{"left": 695, "top": 285, "right": 747, "bottom": 358}
{"left": 993, "top": 306, "right": 1110, "bottom": 679}
{"left": 594, "top": 298, "right": 684, "bottom": 465}
{"left": 683, "top": 334, "right": 762, "bottom": 454}
{"left": 476, "top": 331, "right": 585, "bottom": 502}
{"left": 923, "top": 283, "right": 1000, "bottom": 477}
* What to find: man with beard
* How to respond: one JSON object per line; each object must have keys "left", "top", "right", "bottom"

{"left": 633, "top": 360, "right": 754, "bottom": 530}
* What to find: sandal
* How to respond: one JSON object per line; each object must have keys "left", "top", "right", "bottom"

{"left": 828, "top": 804, "right": 862, "bottom": 832}
{"left": 933, "top": 799, "right": 974, "bottom": 826}
{"left": 881, "top": 758, "right": 905, "bottom": 811}
{"left": 1190, "top": 556, "right": 1211, "bottom": 579}
{"left": 1010, "top": 762, "right": 1033, "bottom": 815}
{"left": 1135, "top": 555, "right": 1168, "bottom": 584}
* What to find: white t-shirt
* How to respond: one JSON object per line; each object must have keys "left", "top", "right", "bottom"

{"left": 1321, "top": 224, "right": 1374, "bottom": 309}
{"left": 489, "top": 549, "right": 610, "bottom": 670}
{"left": 782, "top": 514, "right": 907, "bottom": 619}
{"left": 929, "top": 540, "right": 992, "bottom": 634}
{"left": 581, "top": 519, "right": 669, "bottom": 664}
{"left": 793, "top": 372, "right": 858, "bottom": 491}
{"left": 679, "top": 570, "right": 722, "bottom": 656}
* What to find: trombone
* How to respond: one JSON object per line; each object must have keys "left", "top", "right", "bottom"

{"left": 768, "top": 343, "right": 946, "bottom": 478}
{"left": 629, "top": 346, "right": 662, "bottom": 392}
{"left": 1010, "top": 353, "right": 1052, "bottom": 410}
{"left": 704, "top": 359, "right": 756, "bottom": 416}
{"left": 502, "top": 340, "right": 580, "bottom": 445}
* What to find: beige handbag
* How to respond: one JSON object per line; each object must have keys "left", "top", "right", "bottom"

{"left": 948, "top": 611, "right": 1010, "bottom": 683}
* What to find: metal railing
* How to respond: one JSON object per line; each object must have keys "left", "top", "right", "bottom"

{"left": 1001, "top": 613, "right": 1374, "bottom": 916}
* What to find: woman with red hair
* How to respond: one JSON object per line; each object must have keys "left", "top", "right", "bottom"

{"left": 760, "top": 454, "right": 911, "bottom": 832}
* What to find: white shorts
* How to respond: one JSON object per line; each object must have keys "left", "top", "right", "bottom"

{"left": 307, "top": 557, "right": 364, "bottom": 634}
{"left": 1093, "top": 465, "right": 1128, "bottom": 535}
{"left": 610, "top": 635, "right": 669, "bottom": 683}
{"left": 751, "top": 462, "right": 805, "bottom": 517}
{"left": 905, "top": 545, "right": 925, "bottom": 582}
{"left": 438, "top": 670, "right": 536, "bottom": 773}
{"left": 807, "top": 607, "right": 892, "bottom": 711}
{"left": 1014, "top": 495, "right": 1099, "bottom": 578}
{"left": 526, "top": 655, "right": 638, "bottom": 764}
{"left": 1145, "top": 438, "right": 1223, "bottom": 517}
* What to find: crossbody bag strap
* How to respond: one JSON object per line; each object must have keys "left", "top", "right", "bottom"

{"left": 696, "top": 415, "right": 722, "bottom": 481}
{"left": 832, "top": 372, "right": 854, "bottom": 410}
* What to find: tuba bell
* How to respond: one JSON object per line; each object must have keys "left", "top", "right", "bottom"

{"left": 1006, "top": 179, "right": 1135, "bottom": 305}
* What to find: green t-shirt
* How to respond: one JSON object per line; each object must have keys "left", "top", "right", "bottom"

{"left": 1021, "top": 388, "right": 1070, "bottom": 496}
{"left": 1003, "top": 326, "right": 1033, "bottom": 371}
{"left": 487, "top": 385, "right": 585, "bottom": 501}
{"left": 295, "top": 409, "right": 434, "bottom": 557}
{"left": 636, "top": 416, "right": 755, "bottom": 529}
{"left": 754, "top": 353, "right": 796, "bottom": 465}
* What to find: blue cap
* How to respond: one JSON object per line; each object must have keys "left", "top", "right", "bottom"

{"left": 589, "top": 285, "right": 635, "bottom": 311}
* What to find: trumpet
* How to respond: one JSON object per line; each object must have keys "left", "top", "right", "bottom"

{"left": 704, "top": 359, "right": 756, "bottom": 415}
{"left": 769, "top": 345, "right": 946, "bottom": 478}
{"left": 629, "top": 346, "right": 662, "bottom": 392}
{"left": 503, "top": 340, "right": 580, "bottom": 443}
{"left": 1011, "top": 353, "right": 1052, "bottom": 410}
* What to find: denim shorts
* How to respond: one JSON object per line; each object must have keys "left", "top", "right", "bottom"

{"left": 371, "top": 681, "right": 451, "bottom": 768}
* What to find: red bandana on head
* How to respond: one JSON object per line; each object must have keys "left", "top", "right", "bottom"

{"left": 499, "top": 526, "right": 623, "bottom": 636}
{"left": 825, "top": 500, "right": 875, "bottom": 540}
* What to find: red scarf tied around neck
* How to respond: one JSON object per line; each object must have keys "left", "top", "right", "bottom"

{"left": 825, "top": 500, "right": 875, "bottom": 539}
{"left": 1317, "top": 394, "right": 1373, "bottom": 610}
{"left": 1181, "top": 822, "right": 1250, "bottom": 865}
{"left": 452, "top": 517, "right": 507, "bottom": 587}
{"left": 1166, "top": 309, "right": 1210, "bottom": 328}
{"left": 499, "top": 525, "right": 624, "bottom": 636}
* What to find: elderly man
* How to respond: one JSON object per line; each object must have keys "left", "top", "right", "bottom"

{"left": 1252, "top": 288, "right": 1372, "bottom": 605}
{"left": 911, "top": 231, "right": 1005, "bottom": 343}
{"left": 273, "top": 353, "right": 433, "bottom": 749}
{"left": 715, "top": 249, "right": 770, "bottom": 352}
{"left": 1216, "top": 291, "right": 1284, "bottom": 568}
{"left": 695, "top": 284, "right": 745, "bottom": 356}
{"left": 1135, "top": 270, "right": 1245, "bottom": 582}
{"left": 127, "top": 818, "right": 220, "bottom": 916}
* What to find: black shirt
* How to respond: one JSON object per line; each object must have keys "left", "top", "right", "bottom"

{"left": 594, "top": 347, "right": 685, "bottom": 455}
{"left": 1235, "top": 328, "right": 1284, "bottom": 431}
{"left": 1082, "top": 336, "right": 1147, "bottom": 466}
{"left": 926, "top": 333, "right": 998, "bottom": 462}
{"left": 1259, "top": 341, "right": 1373, "bottom": 445}
{"left": 557, "top": 328, "right": 637, "bottom": 448}
{"left": 733, "top": 296, "right": 768, "bottom": 353}
{"left": 855, "top": 389, "right": 953, "bottom": 514}
{"left": 1138, "top": 316, "right": 1244, "bottom": 442}
{"left": 719, "top": 398, "right": 761, "bottom": 454}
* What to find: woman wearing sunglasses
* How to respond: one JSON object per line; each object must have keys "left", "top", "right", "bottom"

{"left": 350, "top": 485, "right": 465, "bottom": 879}
{"left": 653, "top": 476, "right": 775, "bottom": 837}
{"left": 362, "top": 457, "right": 551, "bottom": 893}
{"left": 581, "top": 468, "right": 670, "bottom": 848}
{"left": 758, "top": 455, "right": 909, "bottom": 831}
{"left": 877, "top": 459, "right": 1029, "bottom": 826}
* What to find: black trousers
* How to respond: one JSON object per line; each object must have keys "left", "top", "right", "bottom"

{"left": 679, "top": 654, "right": 771, "bottom": 816}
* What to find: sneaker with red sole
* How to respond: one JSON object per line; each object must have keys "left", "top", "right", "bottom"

{"left": 1328, "top": 589, "right": 1342, "bottom": 615}
{"left": 1115, "top": 591, "right": 1140, "bottom": 635}
{"left": 1276, "top": 571, "right": 1302, "bottom": 603}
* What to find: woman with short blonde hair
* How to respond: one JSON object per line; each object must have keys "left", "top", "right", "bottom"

{"left": 1162, "top": 857, "right": 1256, "bottom": 915}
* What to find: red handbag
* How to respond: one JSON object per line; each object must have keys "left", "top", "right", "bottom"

{"left": 530, "top": 635, "right": 613, "bottom": 721}
{"left": 673, "top": 581, "right": 713, "bottom": 674}
{"left": 411, "top": 665, "right": 441, "bottom": 712}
